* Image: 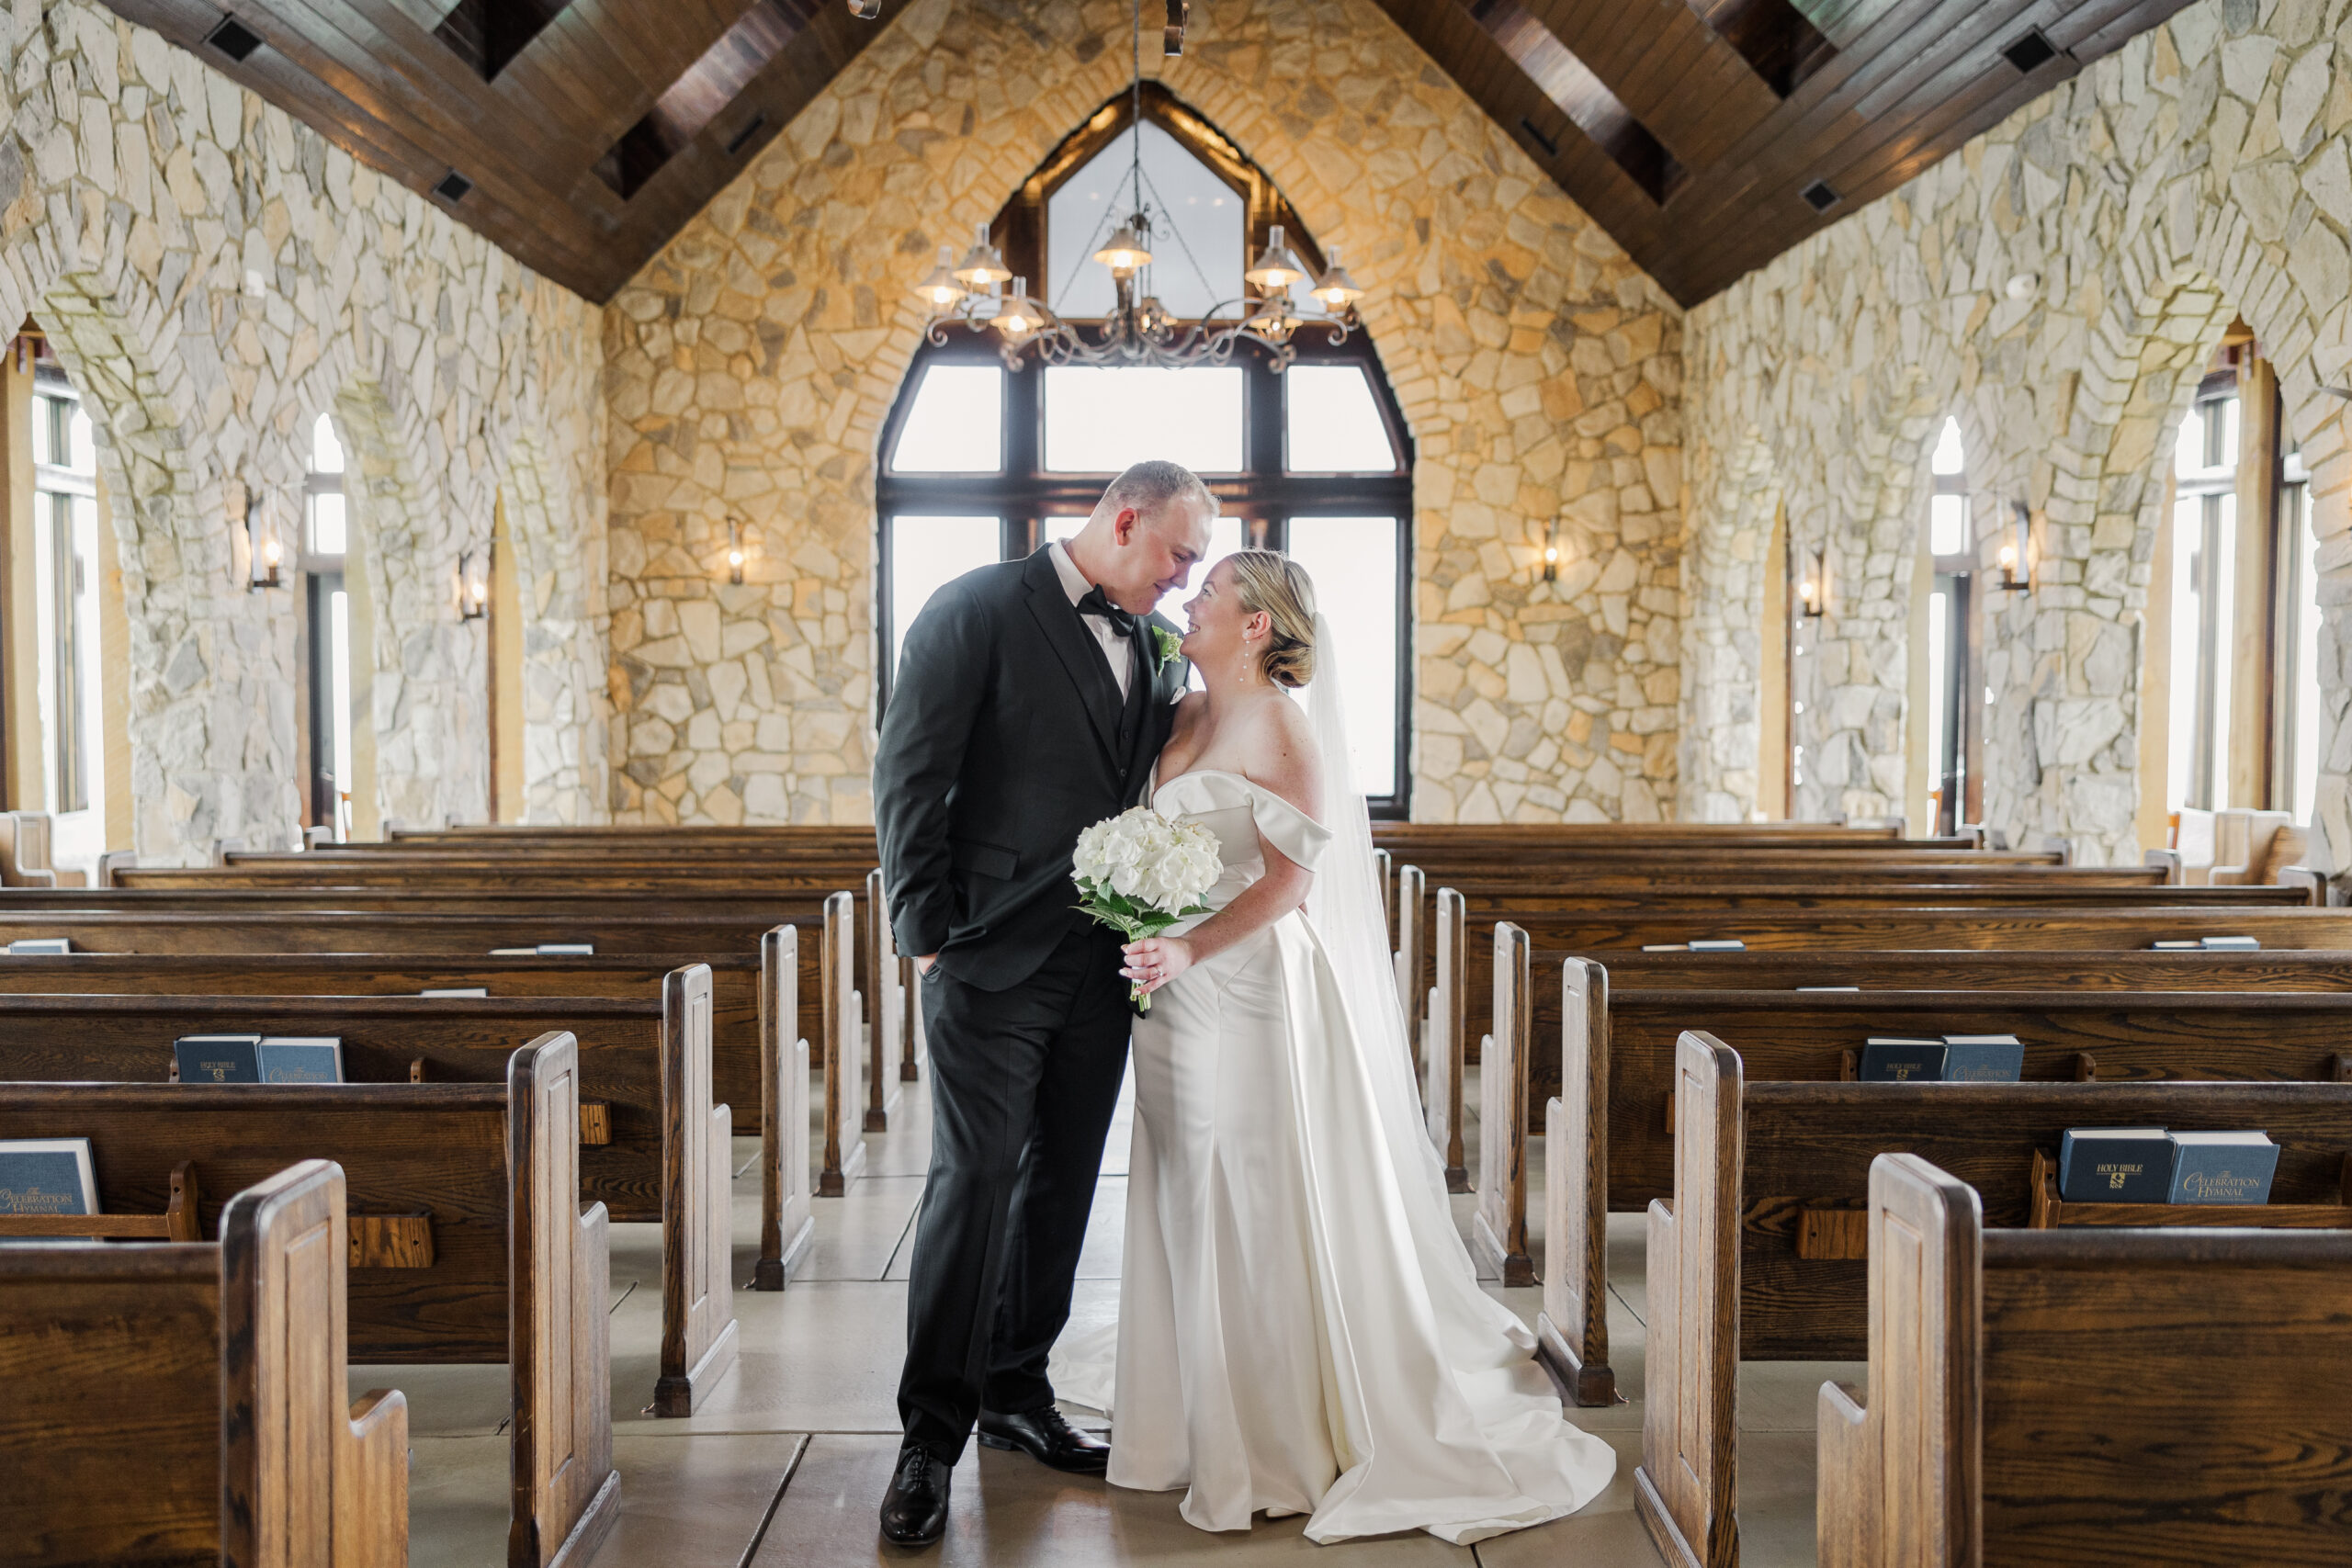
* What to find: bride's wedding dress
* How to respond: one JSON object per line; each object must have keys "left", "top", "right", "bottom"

{"left": 1050, "top": 760, "right": 1616, "bottom": 1544}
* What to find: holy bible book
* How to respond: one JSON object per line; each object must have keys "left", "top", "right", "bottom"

{"left": 2058, "top": 1127, "right": 2174, "bottom": 1202}
{"left": 175, "top": 1033, "right": 263, "bottom": 1083}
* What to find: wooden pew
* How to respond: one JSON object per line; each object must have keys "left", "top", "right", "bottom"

{"left": 0, "top": 901, "right": 869, "bottom": 1201}
{"left": 121, "top": 857, "right": 880, "bottom": 893}
{"left": 0, "top": 1038, "right": 619, "bottom": 1566}
{"left": 820, "top": 889, "right": 865, "bottom": 1195}
{"left": 1818, "top": 1153, "right": 2352, "bottom": 1567}
{"left": 1520, "top": 946, "right": 2352, "bottom": 991}
{"left": 1634, "top": 1034, "right": 2352, "bottom": 1568}
{"left": 1423, "top": 886, "right": 1467, "bottom": 1192}
{"left": 1425, "top": 903, "right": 2352, "bottom": 1162}
{"left": 0, "top": 947, "right": 816, "bottom": 1296}
{"left": 0, "top": 984, "right": 739, "bottom": 1414}
{"left": 1519, "top": 963, "right": 2352, "bottom": 1404}
{"left": 0, "top": 1158, "right": 407, "bottom": 1568}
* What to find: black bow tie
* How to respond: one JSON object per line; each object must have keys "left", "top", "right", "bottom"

{"left": 1077, "top": 584, "right": 1141, "bottom": 637}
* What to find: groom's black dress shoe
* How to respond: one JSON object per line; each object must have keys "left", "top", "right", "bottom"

{"left": 879, "top": 1445, "right": 952, "bottom": 1548}
{"left": 978, "top": 1405, "right": 1112, "bottom": 1473}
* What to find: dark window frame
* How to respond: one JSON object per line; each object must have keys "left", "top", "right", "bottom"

{"left": 876, "top": 333, "right": 1416, "bottom": 816}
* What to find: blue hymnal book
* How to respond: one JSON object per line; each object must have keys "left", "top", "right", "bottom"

{"left": 258, "top": 1036, "right": 344, "bottom": 1084}
{"left": 175, "top": 1033, "right": 262, "bottom": 1084}
{"left": 2199, "top": 935, "right": 2261, "bottom": 951}
{"left": 2166, "top": 1131, "right": 2278, "bottom": 1204}
{"left": 5, "top": 937, "right": 72, "bottom": 955}
{"left": 1939, "top": 1034, "right": 2024, "bottom": 1082}
{"left": 1860, "top": 1039, "right": 1947, "bottom": 1081}
{"left": 1687, "top": 939, "right": 1747, "bottom": 953}
{"left": 0, "top": 1137, "right": 96, "bottom": 1222}
{"left": 2059, "top": 1127, "right": 2174, "bottom": 1202}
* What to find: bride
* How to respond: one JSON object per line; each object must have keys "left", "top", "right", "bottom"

{"left": 1049, "top": 550, "right": 1616, "bottom": 1544}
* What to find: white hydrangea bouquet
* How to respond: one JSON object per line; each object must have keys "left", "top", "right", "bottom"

{"left": 1072, "top": 806, "right": 1223, "bottom": 1012}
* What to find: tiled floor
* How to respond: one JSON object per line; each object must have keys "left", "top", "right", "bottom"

{"left": 364, "top": 1066, "right": 1840, "bottom": 1566}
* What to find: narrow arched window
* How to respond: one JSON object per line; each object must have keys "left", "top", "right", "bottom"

{"left": 303, "top": 412, "right": 355, "bottom": 840}
{"left": 1923, "top": 417, "right": 1976, "bottom": 835}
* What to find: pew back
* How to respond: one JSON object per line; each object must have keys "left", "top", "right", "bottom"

{"left": 0, "top": 1162, "right": 413, "bottom": 1568}
{"left": 1819, "top": 1155, "right": 2352, "bottom": 1567}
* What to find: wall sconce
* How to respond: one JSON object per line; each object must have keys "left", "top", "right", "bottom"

{"left": 243, "top": 488, "right": 281, "bottom": 591}
{"left": 1798, "top": 546, "right": 1827, "bottom": 618}
{"left": 726, "top": 518, "right": 749, "bottom": 586}
{"left": 1540, "top": 517, "right": 1561, "bottom": 583}
{"left": 456, "top": 549, "right": 488, "bottom": 620}
{"left": 1997, "top": 501, "right": 2032, "bottom": 592}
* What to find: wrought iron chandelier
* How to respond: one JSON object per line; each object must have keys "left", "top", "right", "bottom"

{"left": 904, "top": 0, "right": 1365, "bottom": 372}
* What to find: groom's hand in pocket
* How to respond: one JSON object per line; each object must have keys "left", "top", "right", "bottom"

{"left": 914, "top": 953, "right": 937, "bottom": 976}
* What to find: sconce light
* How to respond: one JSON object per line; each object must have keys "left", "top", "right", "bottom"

{"left": 726, "top": 517, "right": 749, "bottom": 586}
{"left": 1798, "top": 546, "right": 1826, "bottom": 618}
{"left": 457, "top": 549, "right": 488, "bottom": 620}
{"left": 1540, "top": 517, "right": 1561, "bottom": 583}
{"left": 1996, "top": 502, "right": 2032, "bottom": 592}
{"left": 243, "top": 487, "right": 281, "bottom": 591}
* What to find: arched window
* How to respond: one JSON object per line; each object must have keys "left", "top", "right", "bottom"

{"left": 1923, "top": 416, "right": 1977, "bottom": 835}
{"left": 28, "top": 356, "right": 102, "bottom": 842}
{"left": 876, "top": 88, "right": 1415, "bottom": 812}
{"left": 303, "top": 412, "right": 355, "bottom": 840}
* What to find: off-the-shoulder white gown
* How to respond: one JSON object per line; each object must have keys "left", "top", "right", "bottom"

{"left": 1050, "top": 768, "right": 1615, "bottom": 1544}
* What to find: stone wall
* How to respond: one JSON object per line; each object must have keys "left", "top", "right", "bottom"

{"left": 1683, "top": 0, "right": 2352, "bottom": 866}
{"left": 3, "top": 0, "right": 607, "bottom": 859}
{"left": 604, "top": 0, "right": 1684, "bottom": 825}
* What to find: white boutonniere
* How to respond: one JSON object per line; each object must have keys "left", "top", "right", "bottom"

{"left": 1150, "top": 624, "right": 1183, "bottom": 675}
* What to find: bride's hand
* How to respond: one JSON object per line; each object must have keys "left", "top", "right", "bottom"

{"left": 1122, "top": 936, "right": 1194, "bottom": 997}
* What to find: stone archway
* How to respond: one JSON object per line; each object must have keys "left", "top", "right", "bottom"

{"left": 36, "top": 263, "right": 302, "bottom": 862}
{"left": 1678, "top": 431, "right": 1781, "bottom": 821}
{"left": 1981, "top": 269, "right": 2237, "bottom": 863}
{"left": 493, "top": 429, "right": 610, "bottom": 824}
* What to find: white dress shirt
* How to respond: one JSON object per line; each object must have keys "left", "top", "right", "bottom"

{"left": 1049, "top": 540, "right": 1136, "bottom": 700}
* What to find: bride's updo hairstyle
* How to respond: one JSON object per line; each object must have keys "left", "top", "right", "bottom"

{"left": 1227, "top": 549, "right": 1318, "bottom": 689}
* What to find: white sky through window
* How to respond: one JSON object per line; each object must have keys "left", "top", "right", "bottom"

{"left": 1047, "top": 121, "right": 1244, "bottom": 320}
{"left": 1044, "top": 367, "right": 1243, "bottom": 473}
{"left": 891, "top": 366, "right": 1005, "bottom": 473}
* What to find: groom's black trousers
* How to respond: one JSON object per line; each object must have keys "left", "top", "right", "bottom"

{"left": 899, "top": 922, "right": 1131, "bottom": 1462}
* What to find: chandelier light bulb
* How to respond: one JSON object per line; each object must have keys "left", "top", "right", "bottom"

{"left": 1093, "top": 220, "right": 1153, "bottom": 275}
{"left": 1244, "top": 224, "right": 1308, "bottom": 289}
{"left": 994, "top": 277, "right": 1042, "bottom": 337}
{"left": 953, "top": 222, "right": 1012, "bottom": 288}
{"left": 1309, "top": 246, "right": 1363, "bottom": 310}
{"left": 915, "top": 245, "right": 967, "bottom": 310}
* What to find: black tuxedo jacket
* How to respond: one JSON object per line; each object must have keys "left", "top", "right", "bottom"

{"left": 875, "top": 547, "right": 1189, "bottom": 993}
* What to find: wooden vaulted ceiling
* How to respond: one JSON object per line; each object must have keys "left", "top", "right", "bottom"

{"left": 108, "top": 0, "right": 2199, "bottom": 306}
{"left": 102, "top": 0, "right": 896, "bottom": 300}
{"left": 1374, "top": 0, "right": 2206, "bottom": 304}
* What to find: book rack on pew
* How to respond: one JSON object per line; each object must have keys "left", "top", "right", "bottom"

{"left": 2025, "top": 1147, "right": 2352, "bottom": 1230}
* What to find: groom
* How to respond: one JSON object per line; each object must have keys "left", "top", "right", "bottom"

{"left": 873, "top": 459, "right": 1214, "bottom": 1546}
